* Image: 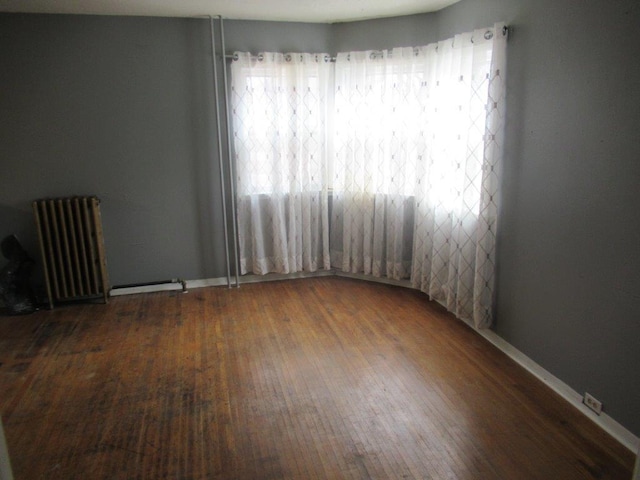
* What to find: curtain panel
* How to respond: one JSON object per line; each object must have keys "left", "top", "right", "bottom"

{"left": 332, "top": 24, "right": 507, "bottom": 328}
{"left": 230, "top": 52, "right": 332, "bottom": 275}
{"left": 229, "top": 23, "right": 507, "bottom": 328}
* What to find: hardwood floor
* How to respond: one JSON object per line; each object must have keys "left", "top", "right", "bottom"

{"left": 0, "top": 277, "right": 634, "bottom": 479}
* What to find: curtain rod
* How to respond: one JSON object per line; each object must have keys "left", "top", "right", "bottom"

{"left": 223, "top": 25, "right": 509, "bottom": 63}
{"left": 224, "top": 53, "right": 337, "bottom": 62}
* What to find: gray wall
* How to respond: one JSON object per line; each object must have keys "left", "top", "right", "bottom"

{"left": 331, "top": 13, "right": 439, "bottom": 52}
{"left": 0, "top": 15, "right": 331, "bottom": 288}
{"left": 1, "top": 0, "right": 639, "bottom": 438}
{"left": 225, "top": 19, "right": 331, "bottom": 54}
{"left": 0, "top": 14, "right": 224, "bottom": 286}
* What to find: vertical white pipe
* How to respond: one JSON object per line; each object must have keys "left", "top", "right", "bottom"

{"left": 219, "top": 17, "right": 241, "bottom": 288}
{"left": 209, "top": 16, "right": 232, "bottom": 288}
{"left": 0, "top": 418, "right": 13, "bottom": 480}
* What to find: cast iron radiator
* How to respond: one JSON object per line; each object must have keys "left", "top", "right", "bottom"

{"left": 32, "top": 196, "right": 109, "bottom": 308}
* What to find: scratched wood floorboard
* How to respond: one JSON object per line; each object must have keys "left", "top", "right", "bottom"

{"left": 0, "top": 277, "right": 634, "bottom": 479}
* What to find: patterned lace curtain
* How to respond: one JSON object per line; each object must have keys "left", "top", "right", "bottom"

{"left": 230, "top": 52, "right": 332, "bottom": 275}
{"left": 332, "top": 23, "right": 507, "bottom": 327}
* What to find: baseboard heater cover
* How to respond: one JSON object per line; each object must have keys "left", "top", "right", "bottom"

{"left": 110, "top": 278, "right": 188, "bottom": 296}
{"left": 33, "top": 196, "right": 109, "bottom": 309}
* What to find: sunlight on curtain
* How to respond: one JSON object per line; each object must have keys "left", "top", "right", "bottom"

{"left": 229, "top": 23, "right": 507, "bottom": 327}
{"left": 332, "top": 24, "right": 507, "bottom": 327}
{"left": 230, "top": 52, "right": 332, "bottom": 275}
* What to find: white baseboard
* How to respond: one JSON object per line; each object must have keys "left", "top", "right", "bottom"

{"left": 334, "top": 271, "right": 413, "bottom": 289}
{"left": 239, "top": 270, "right": 335, "bottom": 285}
{"left": 187, "top": 277, "right": 229, "bottom": 289}
{"left": 109, "top": 271, "right": 334, "bottom": 296}
{"left": 108, "top": 272, "right": 639, "bottom": 456}
{"left": 110, "top": 282, "right": 185, "bottom": 296}
{"left": 458, "top": 316, "right": 640, "bottom": 454}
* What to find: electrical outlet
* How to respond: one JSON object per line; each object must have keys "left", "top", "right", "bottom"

{"left": 583, "top": 392, "right": 603, "bottom": 415}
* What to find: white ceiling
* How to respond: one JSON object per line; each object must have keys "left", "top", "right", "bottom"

{"left": 0, "top": 0, "right": 461, "bottom": 23}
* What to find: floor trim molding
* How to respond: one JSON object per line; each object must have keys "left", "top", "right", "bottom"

{"left": 458, "top": 316, "right": 639, "bottom": 453}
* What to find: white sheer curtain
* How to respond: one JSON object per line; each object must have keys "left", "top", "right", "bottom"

{"left": 230, "top": 52, "right": 332, "bottom": 275}
{"left": 332, "top": 24, "right": 507, "bottom": 327}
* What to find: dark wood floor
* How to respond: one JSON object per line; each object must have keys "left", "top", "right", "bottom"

{"left": 0, "top": 277, "right": 634, "bottom": 479}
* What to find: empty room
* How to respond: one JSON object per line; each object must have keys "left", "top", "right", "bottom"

{"left": 0, "top": 0, "right": 639, "bottom": 479}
